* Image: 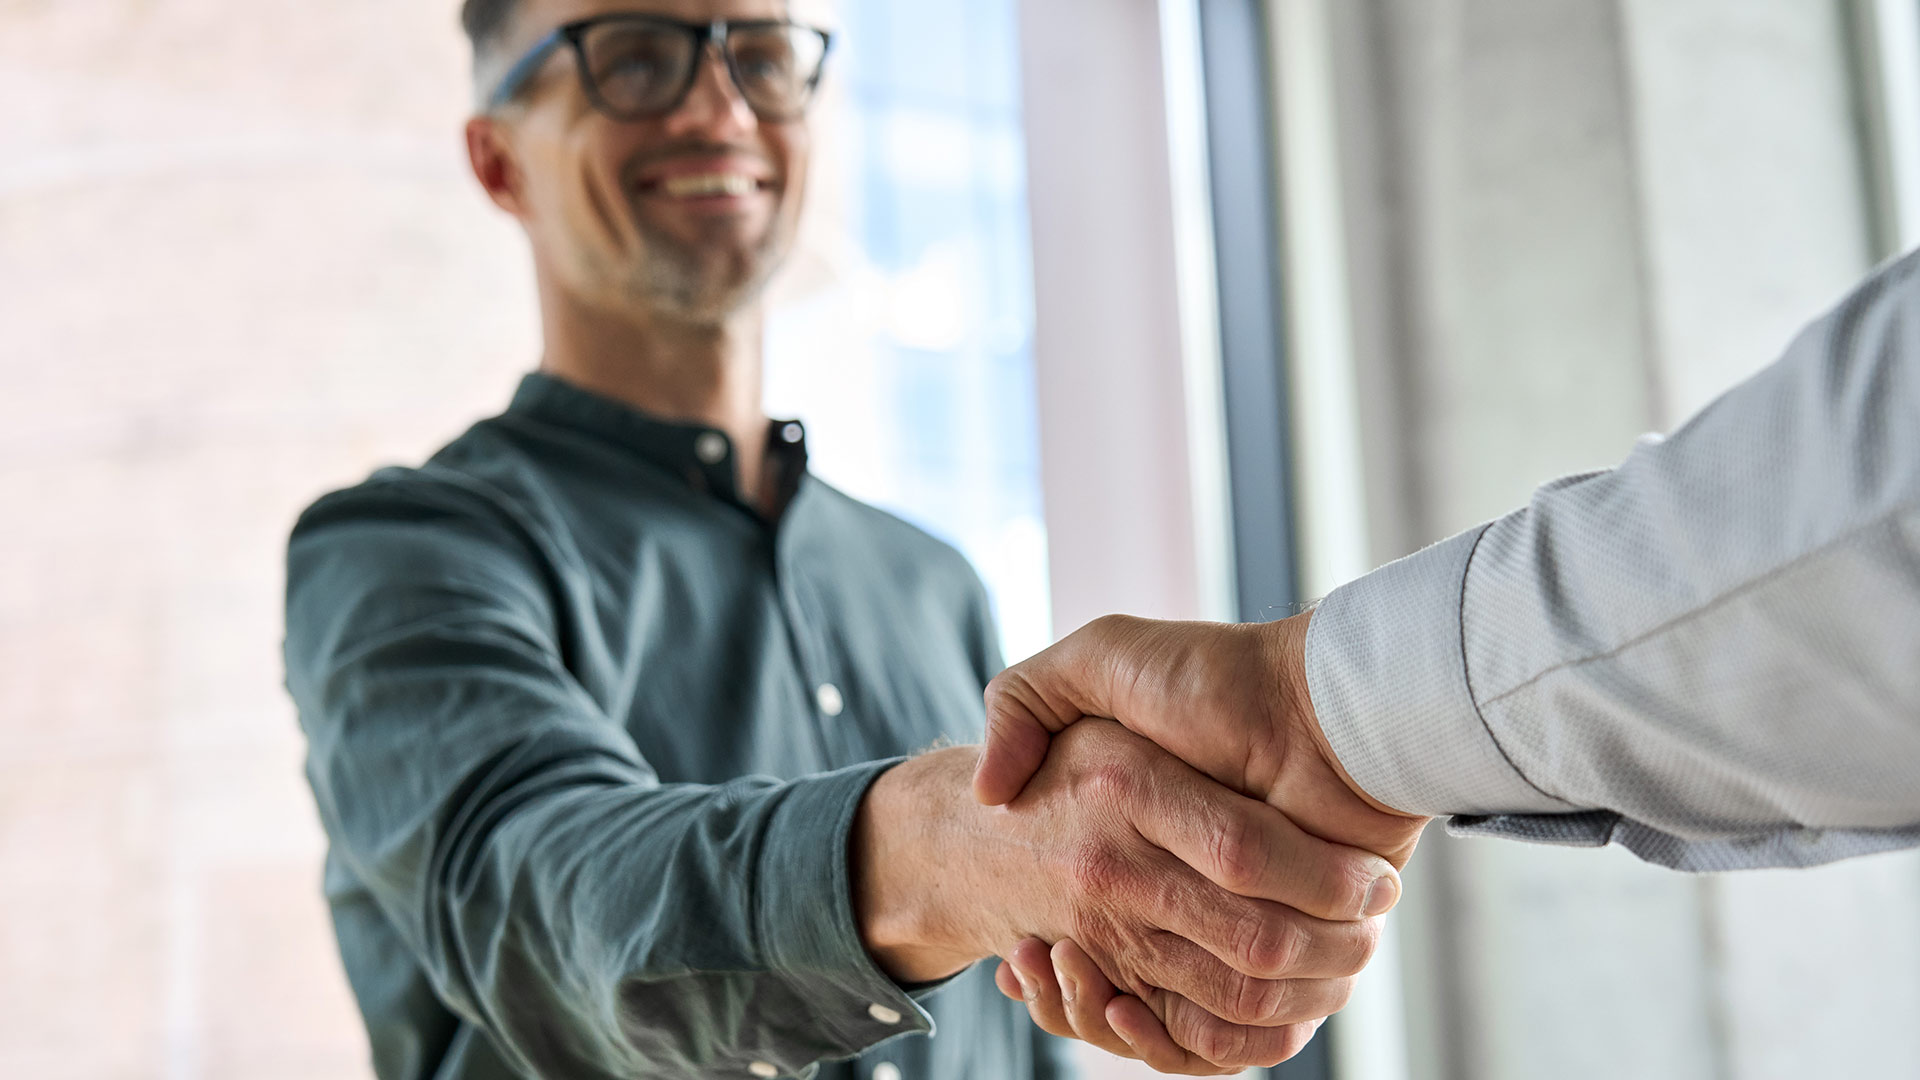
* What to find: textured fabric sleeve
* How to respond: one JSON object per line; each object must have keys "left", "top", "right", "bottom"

{"left": 1307, "top": 251, "right": 1920, "bottom": 872}
{"left": 285, "top": 479, "right": 927, "bottom": 1079}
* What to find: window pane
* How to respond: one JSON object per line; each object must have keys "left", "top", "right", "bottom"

{"left": 766, "top": 0, "right": 1051, "bottom": 663}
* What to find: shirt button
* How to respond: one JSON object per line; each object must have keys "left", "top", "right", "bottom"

{"left": 748, "top": 1063, "right": 779, "bottom": 1079}
{"left": 815, "top": 683, "right": 845, "bottom": 717}
{"left": 874, "top": 1064, "right": 903, "bottom": 1080}
{"left": 781, "top": 422, "right": 805, "bottom": 444}
{"left": 695, "top": 432, "right": 729, "bottom": 465}
{"left": 868, "top": 1003, "right": 902, "bottom": 1025}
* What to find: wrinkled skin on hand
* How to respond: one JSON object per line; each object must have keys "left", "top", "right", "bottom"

{"left": 856, "top": 720, "right": 1395, "bottom": 1071}
{"left": 971, "top": 611, "right": 1433, "bottom": 1072}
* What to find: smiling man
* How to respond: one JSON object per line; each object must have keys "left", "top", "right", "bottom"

{"left": 282, "top": 2, "right": 1400, "bottom": 1078}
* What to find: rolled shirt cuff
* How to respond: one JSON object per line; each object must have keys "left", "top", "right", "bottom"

{"left": 1304, "top": 526, "right": 1578, "bottom": 818}
{"left": 750, "top": 759, "right": 936, "bottom": 1076}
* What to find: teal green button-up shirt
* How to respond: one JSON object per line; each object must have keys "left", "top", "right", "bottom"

{"left": 284, "top": 374, "right": 1073, "bottom": 1080}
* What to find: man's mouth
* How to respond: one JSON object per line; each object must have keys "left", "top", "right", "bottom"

{"left": 651, "top": 173, "right": 767, "bottom": 199}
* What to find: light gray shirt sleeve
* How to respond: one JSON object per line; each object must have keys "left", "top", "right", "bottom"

{"left": 1305, "top": 250, "right": 1920, "bottom": 872}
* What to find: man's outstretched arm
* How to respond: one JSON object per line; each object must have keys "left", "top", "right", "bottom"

{"left": 976, "top": 247, "right": 1920, "bottom": 873}
{"left": 290, "top": 477, "right": 1396, "bottom": 1079}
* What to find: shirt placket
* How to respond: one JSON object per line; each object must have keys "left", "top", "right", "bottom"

{"left": 771, "top": 528, "right": 863, "bottom": 766}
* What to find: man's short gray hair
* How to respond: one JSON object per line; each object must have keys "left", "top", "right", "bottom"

{"left": 462, "top": 0, "right": 523, "bottom": 56}
{"left": 463, "top": 0, "right": 525, "bottom": 107}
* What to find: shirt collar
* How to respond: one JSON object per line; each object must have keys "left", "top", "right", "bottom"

{"left": 506, "top": 372, "right": 810, "bottom": 514}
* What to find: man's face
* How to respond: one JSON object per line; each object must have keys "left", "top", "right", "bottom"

{"left": 483, "top": 0, "right": 813, "bottom": 324}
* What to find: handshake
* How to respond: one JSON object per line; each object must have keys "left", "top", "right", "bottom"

{"left": 853, "top": 610, "right": 1432, "bottom": 1075}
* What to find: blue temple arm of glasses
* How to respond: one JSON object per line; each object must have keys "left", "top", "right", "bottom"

{"left": 485, "top": 28, "right": 567, "bottom": 111}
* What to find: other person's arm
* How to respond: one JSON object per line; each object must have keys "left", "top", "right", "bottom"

{"left": 976, "top": 247, "right": 1920, "bottom": 871}
{"left": 972, "top": 253, "right": 1920, "bottom": 1061}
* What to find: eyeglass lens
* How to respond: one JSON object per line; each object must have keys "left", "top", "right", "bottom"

{"left": 579, "top": 21, "right": 826, "bottom": 120}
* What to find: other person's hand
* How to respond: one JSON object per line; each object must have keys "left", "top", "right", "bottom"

{"left": 968, "top": 612, "right": 1432, "bottom": 1069}
{"left": 854, "top": 721, "right": 1396, "bottom": 1072}
{"left": 974, "top": 611, "right": 1431, "bottom": 868}
{"left": 996, "top": 935, "right": 1325, "bottom": 1075}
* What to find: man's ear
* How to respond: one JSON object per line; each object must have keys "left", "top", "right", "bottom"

{"left": 466, "top": 116, "right": 529, "bottom": 218}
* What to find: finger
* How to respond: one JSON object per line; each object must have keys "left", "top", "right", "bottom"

{"left": 994, "top": 960, "right": 1023, "bottom": 1002}
{"left": 1115, "top": 990, "right": 1322, "bottom": 1072}
{"left": 1103, "top": 993, "right": 1241, "bottom": 1075}
{"left": 1050, "top": 938, "right": 1141, "bottom": 1062}
{"left": 1130, "top": 766, "right": 1401, "bottom": 921}
{"left": 1005, "top": 938, "right": 1075, "bottom": 1041}
{"left": 1130, "top": 929, "right": 1357, "bottom": 1028}
{"left": 1137, "top": 850, "right": 1386, "bottom": 981}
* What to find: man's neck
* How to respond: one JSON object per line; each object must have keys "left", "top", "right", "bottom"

{"left": 539, "top": 284, "right": 775, "bottom": 511}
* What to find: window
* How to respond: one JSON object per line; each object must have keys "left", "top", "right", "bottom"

{"left": 765, "top": 0, "right": 1052, "bottom": 663}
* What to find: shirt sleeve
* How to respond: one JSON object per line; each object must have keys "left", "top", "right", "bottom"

{"left": 285, "top": 476, "right": 927, "bottom": 1079}
{"left": 1305, "top": 250, "right": 1920, "bottom": 872}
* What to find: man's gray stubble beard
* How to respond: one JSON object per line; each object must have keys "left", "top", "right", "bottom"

{"left": 624, "top": 211, "right": 789, "bottom": 324}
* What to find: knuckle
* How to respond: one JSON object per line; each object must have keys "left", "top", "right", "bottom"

{"left": 1338, "top": 916, "right": 1385, "bottom": 975}
{"left": 1236, "top": 909, "right": 1306, "bottom": 977}
{"left": 1325, "top": 975, "right": 1357, "bottom": 1014}
{"left": 1209, "top": 810, "right": 1272, "bottom": 892}
{"left": 1089, "top": 758, "right": 1133, "bottom": 795}
{"left": 1271, "top": 1023, "right": 1316, "bottom": 1066}
{"left": 981, "top": 673, "right": 1014, "bottom": 714}
{"left": 1229, "top": 974, "right": 1290, "bottom": 1026}
{"left": 1085, "top": 614, "right": 1143, "bottom": 653}
{"left": 1066, "top": 843, "right": 1129, "bottom": 900}
{"left": 1188, "top": 1015, "right": 1251, "bottom": 1067}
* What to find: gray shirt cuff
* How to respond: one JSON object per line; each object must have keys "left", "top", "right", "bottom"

{"left": 751, "top": 759, "right": 936, "bottom": 1076}
{"left": 1304, "top": 527, "right": 1578, "bottom": 817}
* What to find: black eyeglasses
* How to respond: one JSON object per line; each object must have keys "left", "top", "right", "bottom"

{"left": 485, "top": 14, "right": 833, "bottom": 122}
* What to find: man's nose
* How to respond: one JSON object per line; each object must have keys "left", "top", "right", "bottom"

{"left": 662, "top": 44, "right": 757, "bottom": 138}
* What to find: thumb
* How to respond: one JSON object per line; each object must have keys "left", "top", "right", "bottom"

{"left": 972, "top": 619, "right": 1131, "bottom": 805}
{"left": 972, "top": 668, "right": 1072, "bottom": 805}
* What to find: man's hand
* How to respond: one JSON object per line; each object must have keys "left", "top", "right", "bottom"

{"left": 973, "top": 611, "right": 1430, "bottom": 867}
{"left": 853, "top": 721, "right": 1398, "bottom": 1072}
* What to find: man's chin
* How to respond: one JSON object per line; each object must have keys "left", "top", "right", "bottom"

{"left": 633, "top": 257, "right": 779, "bottom": 323}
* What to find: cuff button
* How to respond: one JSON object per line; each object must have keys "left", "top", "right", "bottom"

{"left": 749, "top": 1062, "right": 778, "bottom": 1078}
{"left": 867, "top": 1003, "right": 903, "bottom": 1025}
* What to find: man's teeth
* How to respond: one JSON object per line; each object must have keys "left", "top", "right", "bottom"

{"left": 659, "top": 174, "right": 760, "bottom": 198}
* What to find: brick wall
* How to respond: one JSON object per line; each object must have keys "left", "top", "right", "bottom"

{"left": 0, "top": 3, "right": 538, "bottom": 1076}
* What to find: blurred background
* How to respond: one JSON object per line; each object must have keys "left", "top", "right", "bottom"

{"left": 3, "top": 1, "right": 1920, "bottom": 1079}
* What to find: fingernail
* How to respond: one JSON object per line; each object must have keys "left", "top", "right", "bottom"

{"left": 1059, "top": 971, "right": 1079, "bottom": 1008}
{"left": 1012, "top": 966, "right": 1036, "bottom": 1003}
{"left": 1115, "top": 1025, "right": 1137, "bottom": 1050}
{"left": 1364, "top": 874, "right": 1401, "bottom": 917}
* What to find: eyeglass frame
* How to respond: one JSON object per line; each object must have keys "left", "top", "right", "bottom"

{"left": 482, "top": 13, "right": 835, "bottom": 122}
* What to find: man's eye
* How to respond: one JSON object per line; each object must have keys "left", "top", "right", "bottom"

{"left": 735, "top": 55, "right": 792, "bottom": 83}
{"left": 608, "top": 57, "right": 660, "bottom": 78}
